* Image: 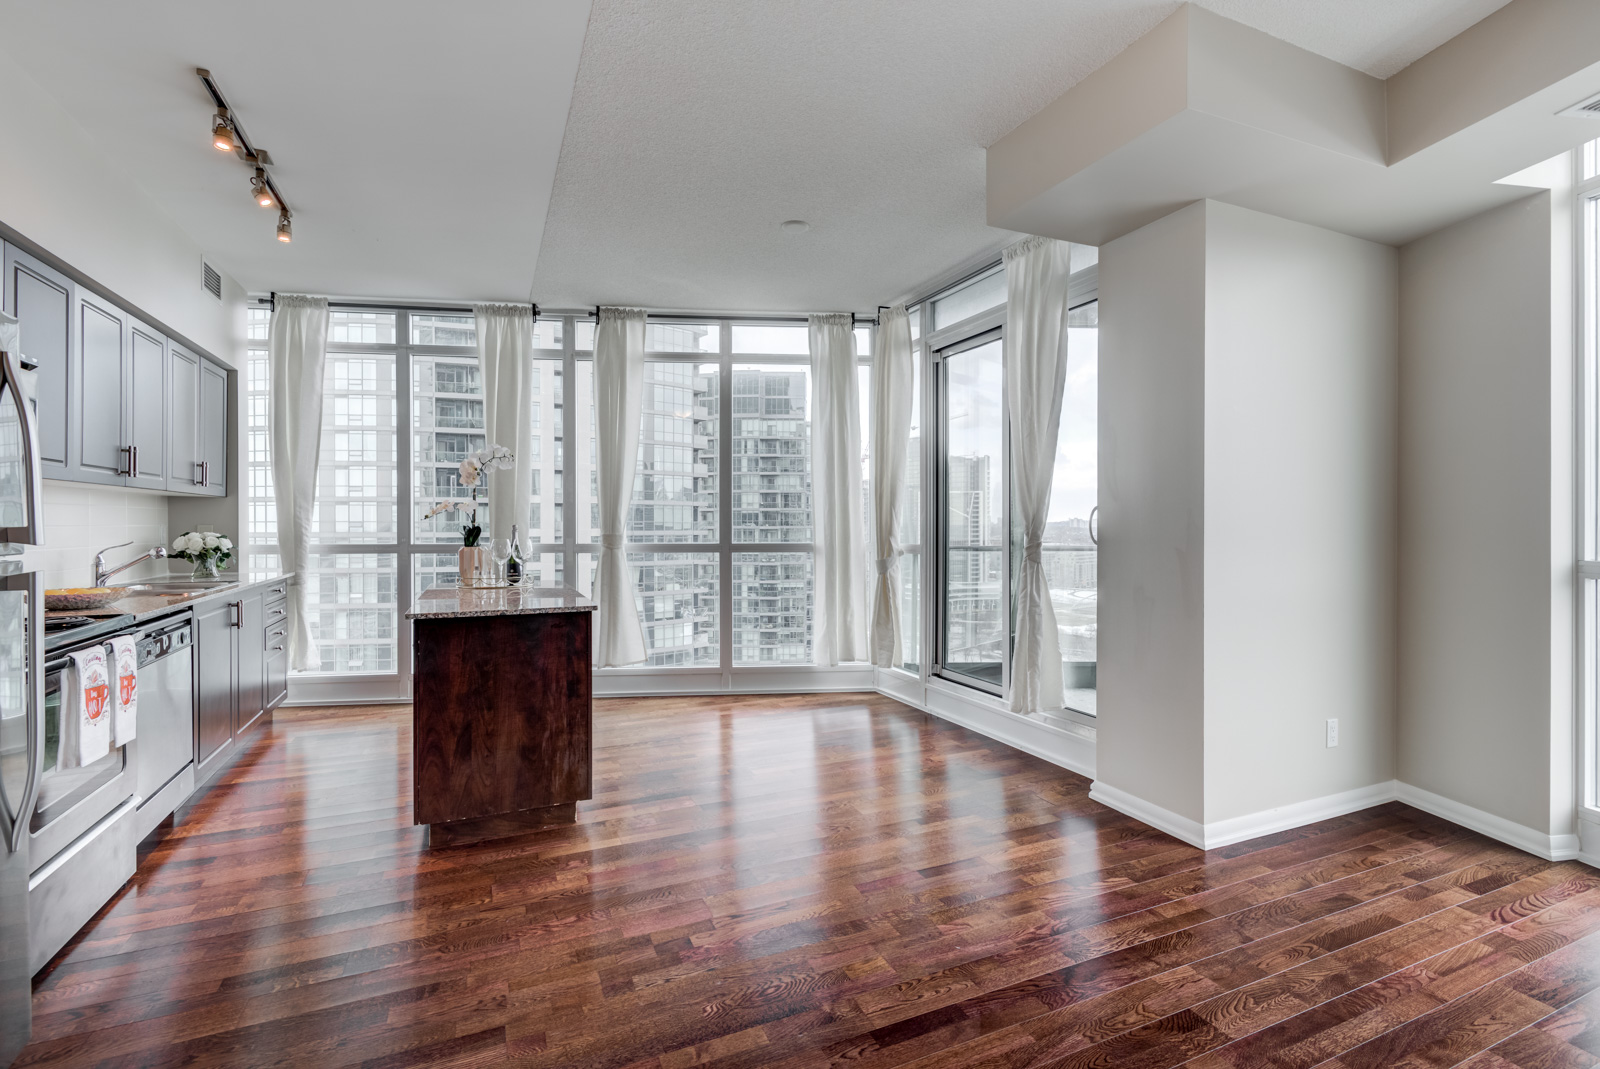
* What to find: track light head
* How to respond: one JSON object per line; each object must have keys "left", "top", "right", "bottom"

{"left": 212, "top": 110, "right": 234, "bottom": 152}
{"left": 251, "top": 168, "right": 274, "bottom": 208}
{"left": 276, "top": 210, "right": 292, "bottom": 243}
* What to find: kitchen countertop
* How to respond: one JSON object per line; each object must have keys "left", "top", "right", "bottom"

{"left": 407, "top": 585, "right": 596, "bottom": 620}
{"left": 45, "top": 573, "right": 293, "bottom": 652}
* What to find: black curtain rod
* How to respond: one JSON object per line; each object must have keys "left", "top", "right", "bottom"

{"left": 259, "top": 297, "right": 540, "bottom": 317}
{"left": 591, "top": 308, "right": 876, "bottom": 325}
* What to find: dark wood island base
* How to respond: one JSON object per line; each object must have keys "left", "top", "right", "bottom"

{"left": 407, "top": 586, "right": 598, "bottom": 845}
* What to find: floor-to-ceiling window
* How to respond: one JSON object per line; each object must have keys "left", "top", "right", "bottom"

{"left": 247, "top": 307, "right": 871, "bottom": 698}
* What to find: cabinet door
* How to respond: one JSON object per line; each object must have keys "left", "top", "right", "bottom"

{"left": 236, "top": 589, "right": 266, "bottom": 737}
{"left": 194, "top": 598, "right": 236, "bottom": 777}
{"left": 2, "top": 246, "right": 72, "bottom": 472}
{"left": 264, "top": 593, "right": 288, "bottom": 711}
{"left": 198, "top": 359, "right": 227, "bottom": 497}
{"left": 125, "top": 320, "right": 167, "bottom": 490}
{"left": 167, "top": 343, "right": 201, "bottom": 492}
{"left": 75, "top": 291, "right": 127, "bottom": 484}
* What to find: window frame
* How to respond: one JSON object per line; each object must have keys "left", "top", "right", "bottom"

{"left": 249, "top": 308, "right": 876, "bottom": 700}
{"left": 1576, "top": 152, "right": 1600, "bottom": 821}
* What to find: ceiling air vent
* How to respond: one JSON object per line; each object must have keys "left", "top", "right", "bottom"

{"left": 1558, "top": 91, "right": 1600, "bottom": 118}
{"left": 202, "top": 262, "right": 222, "bottom": 300}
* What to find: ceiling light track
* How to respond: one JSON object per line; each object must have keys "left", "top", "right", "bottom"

{"left": 196, "top": 67, "right": 293, "bottom": 243}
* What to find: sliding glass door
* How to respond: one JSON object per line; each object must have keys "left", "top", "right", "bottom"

{"left": 938, "top": 331, "right": 1007, "bottom": 691}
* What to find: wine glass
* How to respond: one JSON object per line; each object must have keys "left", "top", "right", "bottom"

{"left": 519, "top": 536, "right": 536, "bottom": 584}
{"left": 490, "top": 538, "right": 512, "bottom": 586}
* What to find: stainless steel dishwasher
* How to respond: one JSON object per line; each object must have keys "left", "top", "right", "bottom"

{"left": 132, "top": 615, "right": 194, "bottom": 840}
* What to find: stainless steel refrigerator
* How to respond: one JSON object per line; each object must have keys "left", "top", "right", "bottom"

{"left": 0, "top": 312, "right": 45, "bottom": 1066}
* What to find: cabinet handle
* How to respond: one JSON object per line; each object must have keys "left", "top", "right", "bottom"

{"left": 269, "top": 644, "right": 284, "bottom": 653}
{"left": 193, "top": 461, "right": 204, "bottom": 487}
{"left": 119, "top": 446, "right": 133, "bottom": 477}
{"left": 230, "top": 600, "right": 242, "bottom": 628}
{"left": 130, "top": 445, "right": 138, "bottom": 478}
{"left": 269, "top": 585, "right": 286, "bottom": 596}
{"left": 268, "top": 607, "right": 286, "bottom": 619}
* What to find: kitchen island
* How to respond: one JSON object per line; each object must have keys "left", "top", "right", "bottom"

{"left": 406, "top": 585, "right": 596, "bottom": 846}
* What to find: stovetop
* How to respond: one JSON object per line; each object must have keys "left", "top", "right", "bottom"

{"left": 43, "top": 612, "right": 137, "bottom": 654}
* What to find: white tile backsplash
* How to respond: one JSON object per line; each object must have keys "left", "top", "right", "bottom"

{"left": 24, "top": 481, "right": 171, "bottom": 588}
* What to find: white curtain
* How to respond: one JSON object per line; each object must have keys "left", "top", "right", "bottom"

{"left": 810, "top": 312, "right": 867, "bottom": 666}
{"left": 869, "top": 306, "right": 913, "bottom": 668}
{"left": 1005, "top": 235, "right": 1073, "bottom": 713}
{"left": 592, "top": 307, "right": 648, "bottom": 667}
{"left": 269, "top": 295, "right": 329, "bottom": 673}
{"left": 474, "top": 304, "right": 535, "bottom": 543}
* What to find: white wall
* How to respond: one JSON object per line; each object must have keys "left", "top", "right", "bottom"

{"left": 1397, "top": 188, "right": 1576, "bottom": 843}
{"left": 1097, "top": 200, "right": 1209, "bottom": 825}
{"left": 23, "top": 483, "right": 169, "bottom": 589}
{"left": 1203, "top": 201, "right": 1398, "bottom": 823}
{"left": 1096, "top": 200, "right": 1399, "bottom": 840}
{"left": 0, "top": 46, "right": 245, "bottom": 364}
{"left": 0, "top": 43, "right": 250, "bottom": 584}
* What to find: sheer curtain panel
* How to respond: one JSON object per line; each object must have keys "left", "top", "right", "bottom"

{"left": 810, "top": 312, "right": 867, "bottom": 666}
{"left": 269, "top": 295, "right": 330, "bottom": 672}
{"left": 1005, "top": 236, "right": 1072, "bottom": 713}
{"left": 474, "top": 304, "right": 535, "bottom": 542}
{"left": 592, "top": 308, "right": 648, "bottom": 667}
{"left": 869, "top": 306, "right": 913, "bottom": 668}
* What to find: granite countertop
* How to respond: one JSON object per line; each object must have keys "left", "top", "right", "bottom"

{"left": 407, "top": 585, "right": 597, "bottom": 620}
{"left": 45, "top": 573, "right": 294, "bottom": 652}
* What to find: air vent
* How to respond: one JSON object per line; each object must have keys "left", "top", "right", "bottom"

{"left": 1558, "top": 92, "right": 1600, "bottom": 118}
{"left": 202, "top": 262, "right": 222, "bottom": 300}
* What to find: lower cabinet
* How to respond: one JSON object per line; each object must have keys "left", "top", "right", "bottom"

{"left": 193, "top": 581, "right": 282, "bottom": 789}
{"left": 194, "top": 598, "right": 235, "bottom": 782}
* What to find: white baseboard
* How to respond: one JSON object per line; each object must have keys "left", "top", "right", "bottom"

{"left": 879, "top": 670, "right": 1097, "bottom": 779}
{"left": 1395, "top": 781, "right": 1579, "bottom": 862}
{"left": 1088, "top": 776, "right": 1583, "bottom": 860}
{"left": 1088, "top": 780, "right": 1207, "bottom": 847}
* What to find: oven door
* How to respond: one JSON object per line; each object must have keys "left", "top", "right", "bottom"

{"left": 29, "top": 647, "right": 134, "bottom": 870}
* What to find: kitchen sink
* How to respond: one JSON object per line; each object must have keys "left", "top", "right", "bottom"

{"left": 117, "top": 580, "right": 237, "bottom": 594}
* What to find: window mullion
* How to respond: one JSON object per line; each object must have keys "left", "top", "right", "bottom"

{"left": 563, "top": 314, "right": 578, "bottom": 590}
{"left": 719, "top": 322, "right": 734, "bottom": 677}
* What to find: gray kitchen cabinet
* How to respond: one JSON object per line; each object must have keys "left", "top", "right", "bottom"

{"left": 194, "top": 597, "right": 236, "bottom": 784}
{"left": 264, "top": 582, "right": 288, "bottom": 712}
{"left": 236, "top": 587, "right": 266, "bottom": 738}
{"left": 1, "top": 244, "right": 71, "bottom": 473}
{"left": 193, "top": 581, "right": 278, "bottom": 791}
{"left": 167, "top": 342, "right": 201, "bottom": 492}
{"left": 75, "top": 290, "right": 128, "bottom": 485}
{"left": 1, "top": 239, "right": 229, "bottom": 498}
{"left": 125, "top": 318, "right": 167, "bottom": 490}
{"left": 197, "top": 358, "right": 227, "bottom": 497}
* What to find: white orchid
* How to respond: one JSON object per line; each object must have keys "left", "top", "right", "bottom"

{"left": 424, "top": 500, "right": 465, "bottom": 519}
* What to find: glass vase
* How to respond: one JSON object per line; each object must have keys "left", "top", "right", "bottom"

{"left": 191, "top": 556, "right": 220, "bottom": 581}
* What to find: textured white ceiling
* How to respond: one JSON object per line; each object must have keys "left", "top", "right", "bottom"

{"left": 0, "top": 0, "right": 590, "bottom": 302}
{"left": 533, "top": 0, "right": 1512, "bottom": 313}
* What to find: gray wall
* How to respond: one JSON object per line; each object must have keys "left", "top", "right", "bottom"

{"left": 1397, "top": 188, "right": 1576, "bottom": 841}
{"left": 1098, "top": 200, "right": 1399, "bottom": 832}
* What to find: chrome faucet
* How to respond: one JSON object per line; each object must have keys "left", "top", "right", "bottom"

{"left": 93, "top": 541, "right": 167, "bottom": 588}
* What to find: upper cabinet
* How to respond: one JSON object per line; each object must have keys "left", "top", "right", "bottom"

{"left": 0, "top": 240, "right": 229, "bottom": 498}
{"left": 196, "top": 358, "right": 227, "bottom": 497}
{"left": 1, "top": 247, "right": 71, "bottom": 474}
{"left": 76, "top": 290, "right": 128, "bottom": 485}
{"left": 126, "top": 318, "right": 168, "bottom": 491}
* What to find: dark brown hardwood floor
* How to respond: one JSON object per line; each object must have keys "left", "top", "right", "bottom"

{"left": 14, "top": 693, "right": 1600, "bottom": 1068}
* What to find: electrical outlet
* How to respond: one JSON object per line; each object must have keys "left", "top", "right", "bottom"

{"left": 1326, "top": 719, "right": 1339, "bottom": 748}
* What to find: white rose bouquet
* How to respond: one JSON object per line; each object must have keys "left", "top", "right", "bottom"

{"left": 424, "top": 444, "right": 514, "bottom": 547}
{"left": 171, "top": 530, "right": 234, "bottom": 580}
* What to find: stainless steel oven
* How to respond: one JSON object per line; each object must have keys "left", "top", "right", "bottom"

{"left": 26, "top": 628, "right": 139, "bottom": 973}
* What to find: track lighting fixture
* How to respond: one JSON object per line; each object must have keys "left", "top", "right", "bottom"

{"left": 197, "top": 68, "right": 295, "bottom": 245}
{"left": 211, "top": 110, "right": 235, "bottom": 152}
{"left": 251, "top": 167, "right": 275, "bottom": 208}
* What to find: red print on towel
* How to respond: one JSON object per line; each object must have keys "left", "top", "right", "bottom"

{"left": 84, "top": 681, "right": 109, "bottom": 722}
{"left": 118, "top": 672, "right": 135, "bottom": 707}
